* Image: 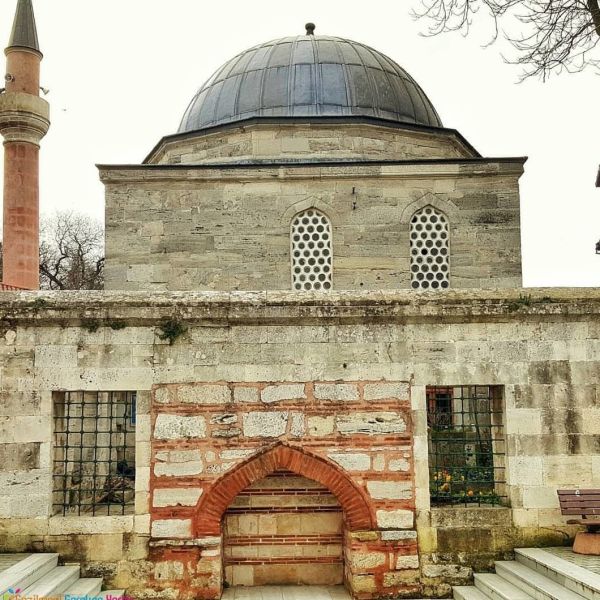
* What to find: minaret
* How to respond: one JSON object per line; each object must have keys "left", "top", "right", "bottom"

{"left": 0, "top": 0, "right": 49, "bottom": 289}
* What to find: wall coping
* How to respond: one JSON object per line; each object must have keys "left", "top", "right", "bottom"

{"left": 97, "top": 158, "right": 526, "bottom": 184}
{"left": 0, "top": 288, "right": 599, "bottom": 325}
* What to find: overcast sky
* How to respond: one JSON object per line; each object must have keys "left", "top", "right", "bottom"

{"left": 0, "top": 0, "right": 598, "bottom": 287}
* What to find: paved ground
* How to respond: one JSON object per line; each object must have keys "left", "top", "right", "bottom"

{"left": 222, "top": 586, "right": 351, "bottom": 600}
{"left": 546, "top": 546, "right": 600, "bottom": 575}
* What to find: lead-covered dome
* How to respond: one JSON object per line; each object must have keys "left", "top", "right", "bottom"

{"left": 179, "top": 32, "right": 443, "bottom": 133}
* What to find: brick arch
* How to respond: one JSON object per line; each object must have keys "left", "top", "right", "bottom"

{"left": 194, "top": 443, "right": 375, "bottom": 535}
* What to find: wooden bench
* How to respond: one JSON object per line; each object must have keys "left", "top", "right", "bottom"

{"left": 558, "top": 489, "right": 600, "bottom": 555}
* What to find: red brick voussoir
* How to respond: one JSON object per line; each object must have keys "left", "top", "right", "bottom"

{"left": 195, "top": 443, "right": 375, "bottom": 535}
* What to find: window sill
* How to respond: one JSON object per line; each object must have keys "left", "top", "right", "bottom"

{"left": 429, "top": 505, "right": 512, "bottom": 528}
{"left": 48, "top": 514, "right": 134, "bottom": 535}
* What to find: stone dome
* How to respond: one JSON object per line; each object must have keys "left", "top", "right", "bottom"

{"left": 178, "top": 32, "right": 443, "bottom": 133}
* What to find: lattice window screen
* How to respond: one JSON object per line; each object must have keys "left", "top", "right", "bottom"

{"left": 410, "top": 206, "right": 450, "bottom": 290}
{"left": 291, "top": 209, "right": 333, "bottom": 291}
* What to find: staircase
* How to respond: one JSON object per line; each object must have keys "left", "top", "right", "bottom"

{"left": 454, "top": 548, "right": 600, "bottom": 600}
{"left": 0, "top": 553, "right": 124, "bottom": 598}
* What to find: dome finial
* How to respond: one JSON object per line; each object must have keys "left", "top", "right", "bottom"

{"left": 305, "top": 23, "right": 316, "bottom": 35}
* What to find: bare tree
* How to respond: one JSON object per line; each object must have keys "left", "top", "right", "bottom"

{"left": 39, "top": 211, "right": 105, "bottom": 290}
{"left": 414, "top": 0, "right": 600, "bottom": 79}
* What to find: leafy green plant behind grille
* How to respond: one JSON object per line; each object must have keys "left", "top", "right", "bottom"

{"left": 427, "top": 385, "right": 506, "bottom": 507}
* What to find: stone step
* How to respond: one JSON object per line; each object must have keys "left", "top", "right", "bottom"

{"left": 63, "top": 577, "right": 104, "bottom": 596}
{"left": 474, "top": 573, "right": 535, "bottom": 600}
{"left": 516, "top": 549, "right": 600, "bottom": 600}
{"left": 0, "top": 554, "right": 29, "bottom": 574}
{"left": 454, "top": 586, "right": 491, "bottom": 600}
{"left": 495, "top": 561, "right": 588, "bottom": 600}
{"left": 0, "top": 553, "right": 59, "bottom": 592}
{"left": 22, "top": 565, "right": 80, "bottom": 596}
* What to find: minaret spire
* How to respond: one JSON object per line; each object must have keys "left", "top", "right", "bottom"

{"left": 8, "top": 0, "right": 40, "bottom": 54}
{"left": 0, "top": 0, "right": 49, "bottom": 290}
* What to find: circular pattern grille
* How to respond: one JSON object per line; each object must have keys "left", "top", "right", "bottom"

{"left": 291, "top": 209, "right": 333, "bottom": 291}
{"left": 410, "top": 206, "right": 450, "bottom": 290}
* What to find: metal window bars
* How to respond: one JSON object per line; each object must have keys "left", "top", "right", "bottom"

{"left": 427, "top": 386, "right": 507, "bottom": 507}
{"left": 53, "top": 391, "right": 136, "bottom": 516}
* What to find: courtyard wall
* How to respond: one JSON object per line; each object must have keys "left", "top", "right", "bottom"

{"left": 0, "top": 289, "right": 597, "bottom": 598}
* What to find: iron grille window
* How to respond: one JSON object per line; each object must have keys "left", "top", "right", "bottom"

{"left": 410, "top": 205, "right": 450, "bottom": 290}
{"left": 291, "top": 209, "right": 333, "bottom": 291}
{"left": 53, "top": 391, "right": 136, "bottom": 516}
{"left": 427, "top": 386, "right": 506, "bottom": 507}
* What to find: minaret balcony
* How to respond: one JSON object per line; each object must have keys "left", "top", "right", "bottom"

{"left": 0, "top": 90, "right": 49, "bottom": 144}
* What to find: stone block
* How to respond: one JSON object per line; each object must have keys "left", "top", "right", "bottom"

{"left": 134, "top": 514, "right": 151, "bottom": 534}
{"left": 521, "top": 486, "right": 560, "bottom": 509}
{"left": 234, "top": 387, "right": 260, "bottom": 403}
{"left": 153, "top": 488, "right": 203, "bottom": 508}
{"left": 261, "top": 384, "right": 306, "bottom": 404}
{"left": 505, "top": 408, "right": 542, "bottom": 434}
{"left": 220, "top": 449, "right": 255, "bottom": 461}
{"left": 383, "top": 570, "right": 419, "bottom": 586}
{"left": 422, "top": 564, "right": 472, "bottom": 579}
{"left": 84, "top": 533, "right": 125, "bottom": 562}
{"left": 349, "top": 575, "right": 377, "bottom": 593}
{"left": 154, "top": 415, "right": 206, "bottom": 440}
{"left": 35, "top": 345, "right": 78, "bottom": 367}
{"left": 211, "top": 414, "right": 238, "bottom": 425}
{"left": 583, "top": 409, "right": 600, "bottom": 435}
{"left": 154, "top": 387, "right": 171, "bottom": 404}
{"left": 543, "top": 456, "right": 592, "bottom": 486}
{"left": 0, "top": 443, "right": 40, "bottom": 471}
{"left": 376, "top": 509, "right": 414, "bottom": 529}
{"left": 154, "top": 561, "right": 185, "bottom": 580}
{"left": 367, "top": 481, "right": 412, "bottom": 500}
{"left": 151, "top": 519, "right": 192, "bottom": 539}
{"left": 328, "top": 453, "right": 371, "bottom": 471}
{"left": 508, "top": 456, "right": 543, "bottom": 486}
{"left": 364, "top": 382, "right": 409, "bottom": 401}
{"left": 290, "top": 412, "right": 305, "bottom": 437}
{"left": 373, "top": 455, "right": 385, "bottom": 471}
{"left": 154, "top": 450, "right": 203, "bottom": 477}
{"left": 388, "top": 458, "right": 411, "bottom": 472}
{"left": 350, "top": 551, "right": 386, "bottom": 570}
{"left": 242, "top": 412, "right": 288, "bottom": 437}
{"left": 314, "top": 383, "right": 359, "bottom": 402}
{"left": 48, "top": 515, "right": 133, "bottom": 535}
{"left": 178, "top": 384, "right": 231, "bottom": 404}
{"left": 396, "top": 555, "right": 419, "bottom": 571}
{"left": 381, "top": 530, "right": 417, "bottom": 541}
{"left": 336, "top": 412, "right": 406, "bottom": 435}
{"left": 307, "top": 416, "right": 335, "bottom": 436}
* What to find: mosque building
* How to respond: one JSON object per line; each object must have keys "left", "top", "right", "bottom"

{"left": 0, "top": 2, "right": 599, "bottom": 600}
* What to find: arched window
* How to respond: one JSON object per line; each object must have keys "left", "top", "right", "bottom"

{"left": 291, "top": 209, "right": 333, "bottom": 291}
{"left": 410, "top": 205, "right": 450, "bottom": 290}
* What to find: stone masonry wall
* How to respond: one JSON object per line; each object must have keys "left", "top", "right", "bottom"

{"left": 101, "top": 159, "right": 524, "bottom": 292}
{"left": 0, "top": 290, "right": 598, "bottom": 598}
{"left": 148, "top": 381, "right": 416, "bottom": 599}
{"left": 145, "top": 122, "right": 476, "bottom": 165}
